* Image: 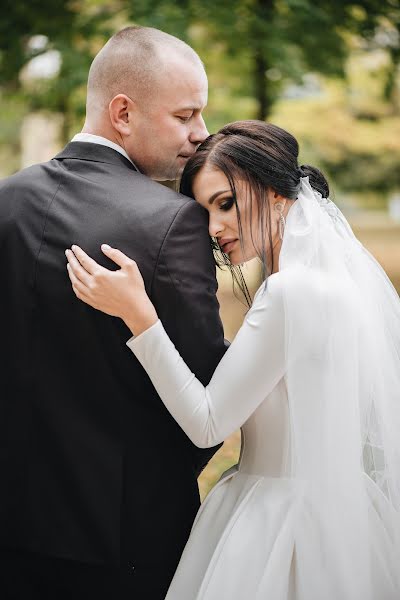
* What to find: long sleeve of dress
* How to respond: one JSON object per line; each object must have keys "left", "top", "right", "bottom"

{"left": 127, "top": 274, "right": 285, "bottom": 448}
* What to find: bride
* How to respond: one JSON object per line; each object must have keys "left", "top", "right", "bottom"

{"left": 66, "top": 120, "right": 400, "bottom": 599}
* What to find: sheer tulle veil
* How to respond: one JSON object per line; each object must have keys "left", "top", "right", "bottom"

{"left": 278, "top": 176, "right": 400, "bottom": 597}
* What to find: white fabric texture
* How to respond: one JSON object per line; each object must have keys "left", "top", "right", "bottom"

{"left": 127, "top": 178, "right": 400, "bottom": 599}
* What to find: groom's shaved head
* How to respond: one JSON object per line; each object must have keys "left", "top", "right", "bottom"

{"left": 83, "top": 26, "right": 209, "bottom": 180}
{"left": 86, "top": 26, "right": 204, "bottom": 112}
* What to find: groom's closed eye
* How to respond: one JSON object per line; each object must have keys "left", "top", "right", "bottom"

{"left": 176, "top": 113, "right": 194, "bottom": 122}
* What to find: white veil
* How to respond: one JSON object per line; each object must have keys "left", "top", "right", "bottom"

{"left": 279, "top": 177, "right": 400, "bottom": 598}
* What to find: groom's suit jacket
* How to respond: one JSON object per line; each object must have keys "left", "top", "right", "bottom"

{"left": 0, "top": 142, "right": 226, "bottom": 574}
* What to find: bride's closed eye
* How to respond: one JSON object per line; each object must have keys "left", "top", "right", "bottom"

{"left": 220, "top": 198, "right": 234, "bottom": 211}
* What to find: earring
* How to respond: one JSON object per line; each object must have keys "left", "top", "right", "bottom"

{"left": 275, "top": 202, "right": 286, "bottom": 240}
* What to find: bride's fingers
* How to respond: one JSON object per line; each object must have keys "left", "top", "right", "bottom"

{"left": 102, "top": 245, "right": 144, "bottom": 287}
{"left": 71, "top": 245, "right": 102, "bottom": 276}
{"left": 67, "top": 263, "right": 89, "bottom": 295}
{"left": 65, "top": 249, "right": 92, "bottom": 287}
{"left": 101, "top": 244, "right": 134, "bottom": 269}
{"left": 67, "top": 264, "right": 97, "bottom": 307}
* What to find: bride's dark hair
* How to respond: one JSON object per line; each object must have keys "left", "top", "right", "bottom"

{"left": 180, "top": 120, "right": 329, "bottom": 305}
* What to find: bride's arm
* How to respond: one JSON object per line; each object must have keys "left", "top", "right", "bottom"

{"left": 128, "top": 282, "right": 284, "bottom": 447}
{"left": 66, "top": 244, "right": 285, "bottom": 448}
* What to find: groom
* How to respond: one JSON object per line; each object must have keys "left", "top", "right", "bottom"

{"left": 0, "top": 27, "right": 226, "bottom": 599}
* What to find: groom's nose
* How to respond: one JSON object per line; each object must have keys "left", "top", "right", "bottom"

{"left": 189, "top": 114, "right": 209, "bottom": 145}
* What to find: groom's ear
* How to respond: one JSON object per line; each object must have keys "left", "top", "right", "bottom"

{"left": 109, "top": 94, "right": 136, "bottom": 137}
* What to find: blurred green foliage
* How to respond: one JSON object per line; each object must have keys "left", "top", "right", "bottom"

{"left": 273, "top": 78, "right": 400, "bottom": 194}
{"left": 0, "top": 0, "right": 400, "bottom": 195}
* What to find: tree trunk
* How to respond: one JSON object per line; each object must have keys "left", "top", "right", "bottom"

{"left": 254, "top": 49, "right": 270, "bottom": 120}
{"left": 252, "top": 0, "right": 275, "bottom": 120}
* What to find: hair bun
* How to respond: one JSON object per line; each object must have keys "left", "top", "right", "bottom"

{"left": 299, "top": 164, "right": 329, "bottom": 198}
{"left": 298, "top": 166, "right": 306, "bottom": 178}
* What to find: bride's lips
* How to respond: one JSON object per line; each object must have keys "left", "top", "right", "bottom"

{"left": 219, "top": 238, "right": 238, "bottom": 254}
{"left": 178, "top": 153, "right": 194, "bottom": 160}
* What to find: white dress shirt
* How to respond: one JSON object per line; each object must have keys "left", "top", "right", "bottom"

{"left": 71, "top": 133, "right": 138, "bottom": 170}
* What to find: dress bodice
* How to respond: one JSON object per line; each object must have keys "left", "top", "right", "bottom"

{"left": 239, "top": 379, "right": 290, "bottom": 478}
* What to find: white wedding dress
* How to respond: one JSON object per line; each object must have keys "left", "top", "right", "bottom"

{"left": 127, "top": 179, "right": 400, "bottom": 599}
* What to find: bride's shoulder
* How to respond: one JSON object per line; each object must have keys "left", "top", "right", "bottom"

{"left": 252, "top": 272, "right": 283, "bottom": 306}
{"left": 252, "top": 269, "right": 316, "bottom": 303}
{"left": 277, "top": 266, "right": 359, "bottom": 326}
{"left": 252, "top": 267, "right": 352, "bottom": 309}
{"left": 278, "top": 265, "right": 345, "bottom": 294}
{"left": 248, "top": 274, "right": 286, "bottom": 325}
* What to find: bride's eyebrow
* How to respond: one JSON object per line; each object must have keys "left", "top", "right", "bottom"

{"left": 208, "top": 190, "right": 230, "bottom": 205}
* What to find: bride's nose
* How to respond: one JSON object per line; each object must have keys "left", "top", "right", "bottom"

{"left": 208, "top": 214, "right": 224, "bottom": 238}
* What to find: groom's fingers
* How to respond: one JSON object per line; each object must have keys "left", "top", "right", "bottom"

{"left": 71, "top": 245, "right": 102, "bottom": 276}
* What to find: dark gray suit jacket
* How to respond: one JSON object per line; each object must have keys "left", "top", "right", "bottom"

{"left": 0, "top": 142, "right": 226, "bottom": 575}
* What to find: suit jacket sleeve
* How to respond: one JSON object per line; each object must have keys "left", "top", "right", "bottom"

{"left": 151, "top": 199, "right": 227, "bottom": 475}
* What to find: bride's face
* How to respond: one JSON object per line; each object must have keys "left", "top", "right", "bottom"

{"left": 192, "top": 165, "right": 279, "bottom": 266}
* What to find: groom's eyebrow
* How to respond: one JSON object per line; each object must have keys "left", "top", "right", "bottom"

{"left": 208, "top": 190, "right": 230, "bottom": 205}
{"left": 176, "top": 103, "right": 205, "bottom": 112}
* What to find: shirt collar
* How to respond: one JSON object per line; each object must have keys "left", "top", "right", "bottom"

{"left": 71, "top": 133, "right": 139, "bottom": 171}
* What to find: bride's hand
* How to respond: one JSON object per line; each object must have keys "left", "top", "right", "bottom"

{"left": 65, "top": 244, "right": 158, "bottom": 336}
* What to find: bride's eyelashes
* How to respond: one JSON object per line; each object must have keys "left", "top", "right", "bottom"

{"left": 219, "top": 197, "right": 234, "bottom": 211}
